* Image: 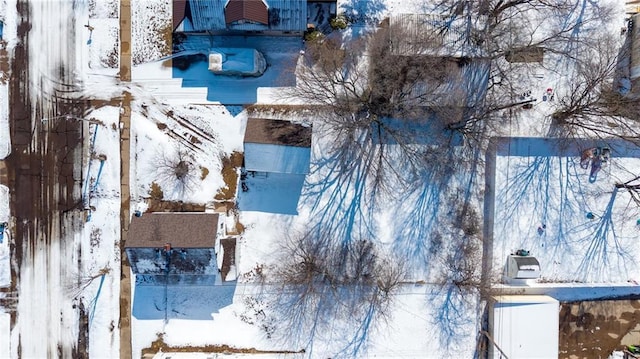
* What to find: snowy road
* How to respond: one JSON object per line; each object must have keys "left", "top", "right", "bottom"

{"left": 7, "top": 0, "right": 90, "bottom": 357}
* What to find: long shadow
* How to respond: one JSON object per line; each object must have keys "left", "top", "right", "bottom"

{"left": 495, "top": 154, "right": 594, "bottom": 267}
{"left": 497, "top": 155, "right": 587, "bottom": 249}
{"left": 267, "top": 277, "right": 387, "bottom": 357}
{"left": 299, "top": 118, "right": 483, "bottom": 351}
{"left": 430, "top": 283, "right": 479, "bottom": 350}
{"left": 574, "top": 188, "right": 635, "bottom": 281}
{"left": 339, "top": 0, "right": 387, "bottom": 26}
{"left": 492, "top": 137, "right": 639, "bottom": 282}
{"left": 238, "top": 173, "right": 306, "bottom": 215}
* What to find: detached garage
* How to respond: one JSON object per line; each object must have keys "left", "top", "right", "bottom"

{"left": 488, "top": 295, "right": 559, "bottom": 359}
{"left": 243, "top": 118, "right": 312, "bottom": 175}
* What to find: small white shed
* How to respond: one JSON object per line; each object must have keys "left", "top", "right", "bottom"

{"left": 505, "top": 254, "right": 541, "bottom": 279}
{"left": 489, "top": 295, "right": 559, "bottom": 359}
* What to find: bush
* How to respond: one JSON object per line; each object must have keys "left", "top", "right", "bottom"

{"left": 330, "top": 15, "right": 348, "bottom": 30}
{"left": 304, "top": 30, "right": 324, "bottom": 43}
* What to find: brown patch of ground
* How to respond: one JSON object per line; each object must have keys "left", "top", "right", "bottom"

{"left": 220, "top": 237, "right": 236, "bottom": 281}
{"left": 232, "top": 219, "right": 245, "bottom": 235}
{"left": 215, "top": 151, "right": 243, "bottom": 201}
{"left": 560, "top": 299, "right": 640, "bottom": 359}
{"left": 200, "top": 166, "right": 209, "bottom": 180}
{"left": 0, "top": 42, "right": 9, "bottom": 84}
{"left": 141, "top": 334, "right": 304, "bottom": 356}
{"left": 148, "top": 181, "right": 163, "bottom": 200}
{"left": 211, "top": 202, "right": 245, "bottom": 235}
{"left": 145, "top": 199, "right": 205, "bottom": 212}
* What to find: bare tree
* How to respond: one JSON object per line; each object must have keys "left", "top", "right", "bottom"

{"left": 615, "top": 176, "right": 640, "bottom": 208}
{"left": 154, "top": 145, "right": 198, "bottom": 198}
{"left": 430, "top": 0, "right": 632, "bottom": 139}
{"left": 266, "top": 230, "right": 405, "bottom": 357}
{"left": 296, "top": 25, "right": 473, "bottom": 186}
{"left": 550, "top": 33, "right": 640, "bottom": 141}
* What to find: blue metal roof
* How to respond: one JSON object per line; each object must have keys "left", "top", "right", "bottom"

{"left": 188, "top": 0, "right": 306, "bottom": 32}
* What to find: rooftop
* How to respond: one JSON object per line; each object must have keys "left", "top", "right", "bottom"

{"left": 125, "top": 212, "right": 219, "bottom": 248}
{"left": 225, "top": 0, "right": 269, "bottom": 25}
{"left": 244, "top": 118, "right": 312, "bottom": 147}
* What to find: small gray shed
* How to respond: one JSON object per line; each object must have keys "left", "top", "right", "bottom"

{"left": 504, "top": 254, "right": 541, "bottom": 279}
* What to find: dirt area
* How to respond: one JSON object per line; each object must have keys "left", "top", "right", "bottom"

{"left": 220, "top": 237, "right": 235, "bottom": 281}
{"left": 145, "top": 199, "right": 205, "bottom": 212}
{"left": 215, "top": 151, "right": 243, "bottom": 201}
{"left": 0, "top": 42, "right": 9, "bottom": 83}
{"left": 141, "top": 334, "right": 305, "bottom": 356}
{"left": 560, "top": 299, "right": 640, "bottom": 358}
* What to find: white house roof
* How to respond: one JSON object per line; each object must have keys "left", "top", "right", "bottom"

{"left": 489, "top": 295, "right": 559, "bottom": 359}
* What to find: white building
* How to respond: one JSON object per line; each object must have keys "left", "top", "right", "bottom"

{"left": 489, "top": 295, "right": 559, "bottom": 359}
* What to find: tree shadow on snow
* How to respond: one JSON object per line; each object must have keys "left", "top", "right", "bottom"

{"left": 493, "top": 138, "right": 639, "bottom": 282}
{"left": 496, "top": 155, "right": 587, "bottom": 251}
{"left": 266, "top": 284, "right": 384, "bottom": 358}
{"left": 572, "top": 187, "right": 636, "bottom": 282}
{"left": 429, "top": 284, "right": 480, "bottom": 351}
{"left": 301, "top": 128, "right": 476, "bottom": 276}
{"left": 339, "top": 0, "right": 386, "bottom": 27}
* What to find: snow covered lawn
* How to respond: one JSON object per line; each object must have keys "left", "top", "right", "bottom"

{"left": 491, "top": 137, "right": 640, "bottom": 283}
{"left": 0, "top": 185, "right": 10, "bottom": 288}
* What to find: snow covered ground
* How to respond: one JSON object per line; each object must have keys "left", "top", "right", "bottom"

{"left": 80, "top": 106, "right": 123, "bottom": 358}
{"left": 492, "top": 138, "right": 640, "bottom": 284}
{"left": 0, "top": 185, "right": 9, "bottom": 288}
{"left": 0, "top": 0, "right": 638, "bottom": 357}
{"left": 0, "top": 311, "right": 8, "bottom": 358}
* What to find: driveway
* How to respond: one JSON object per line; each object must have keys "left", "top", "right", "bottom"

{"left": 173, "top": 35, "right": 302, "bottom": 105}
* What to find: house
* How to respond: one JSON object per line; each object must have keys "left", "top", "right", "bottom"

{"left": 243, "top": 118, "right": 312, "bottom": 175}
{"left": 173, "top": 0, "right": 191, "bottom": 31}
{"left": 125, "top": 212, "right": 221, "bottom": 285}
{"left": 488, "top": 295, "right": 559, "bottom": 359}
{"left": 504, "top": 254, "right": 541, "bottom": 280}
{"left": 179, "top": 0, "right": 337, "bottom": 34}
{"left": 184, "top": 0, "right": 321, "bottom": 34}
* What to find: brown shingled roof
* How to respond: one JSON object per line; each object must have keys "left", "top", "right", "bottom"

{"left": 244, "top": 118, "right": 312, "bottom": 147}
{"left": 225, "top": 0, "right": 269, "bottom": 25}
{"left": 173, "top": 0, "right": 188, "bottom": 31}
{"left": 125, "top": 212, "right": 219, "bottom": 248}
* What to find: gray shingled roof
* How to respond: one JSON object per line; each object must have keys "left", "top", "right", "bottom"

{"left": 244, "top": 118, "right": 312, "bottom": 147}
{"left": 125, "top": 212, "right": 219, "bottom": 248}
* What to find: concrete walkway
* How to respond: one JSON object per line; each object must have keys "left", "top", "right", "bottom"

{"left": 119, "top": 0, "right": 132, "bottom": 357}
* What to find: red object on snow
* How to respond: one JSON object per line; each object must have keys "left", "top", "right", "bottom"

{"left": 546, "top": 88, "right": 553, "bottom": 94}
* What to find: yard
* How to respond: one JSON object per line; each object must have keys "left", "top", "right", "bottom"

{"left": 491, "top": 137, "right": 640, "bottom": 284}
